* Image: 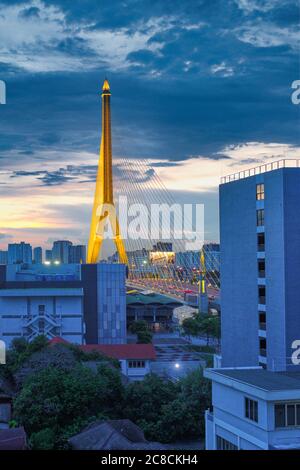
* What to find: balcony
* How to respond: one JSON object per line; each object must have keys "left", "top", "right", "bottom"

{"left": 259, "top": 296, "right": 266, "bottom": 305}
{"left": 257, "top": 244, "right": 265, "bottom": 252}
{"left": 260, "top": 348, "right": 267, "bottom": 357}
{"left": 258, "top": 270, "right": 265, "bottom": 278}
{"left": 259, "top": 322, "right": 266, "bottom": 331}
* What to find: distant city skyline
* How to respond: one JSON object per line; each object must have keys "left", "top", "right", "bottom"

{"left": 0, "top": 0, "right": 299, "bottom": 249}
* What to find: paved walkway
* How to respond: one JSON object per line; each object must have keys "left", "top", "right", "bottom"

{"left": 155, "top": 344, "right": 204, "bottom": 362}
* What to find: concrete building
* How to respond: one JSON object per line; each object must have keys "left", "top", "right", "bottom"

{"left": 205, "top": 368, "right": 300, "bottom": 450}
{"left": 33, "top": 247, "right": 42, "bottom": 265}
{"left": 49, "top": 337, "right": 156, "bottom": 382}
{"left": 0, "top": 262, "right": 127, "bottom": 347}
{"left": 205, "top": 160, "right": 300, "bottom": 451}
{"left": 0, "top": 251, "right": 8, "bottom": 265}
{"left": 45, "top": 249, "right": 52, "bottom": 263}
{"left": 68, "top": 245, "right": 86, "bottom": 264}
{"left": 126, "top": 248, "right": 149, "bottom": 272}
{"left": 81, "top": 343, "right": 156, "bottom": 381}
{"left": 220, "top": 161, "right": 300, "bottom": 371}
{"left": 96, "top": 263, "right": 127, "bottom": 344}
{"left": 8, "top": 242, "right": 32, "bottom": 265}
{"left": 175, "top": 251, "right": 199, "bottom": 270}
{"left": 0, "top": 264, "right": 84, "bottom": 346}
{"left": 52, "top": 240, "right": 72, "bottom": 264}
{"left": 203, "top": 243, "right": 220, "bottom": 272}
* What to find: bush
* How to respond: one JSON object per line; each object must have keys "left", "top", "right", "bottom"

{"left": 30, "top": 428, "right": 57, "bottom": 450}
{"left": 130, "top": 320, "right": 153, "bottom": 343}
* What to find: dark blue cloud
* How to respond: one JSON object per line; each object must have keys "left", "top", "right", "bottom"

{"left": 0, "top": 0, "right": 299, "bottom": 167}
{"left": 18, "top": 6, "right": 40, "bottom": 19}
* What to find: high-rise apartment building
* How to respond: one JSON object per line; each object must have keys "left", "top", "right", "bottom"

{"left": 205, "top": 160, "right": 300, "bottom": 450}
{"left": 8, "top": 242, "right": 32, "bottom": 264}
{"left": 220, "top": 161, "right": 300, "bottom": 371}
{"left": 68, "top": 245, "right": 86, "bottom": 264}
{"left": 52, "top": 240, "right": 72, "bottom": 264}
{"left": 45, "top": 249, "right": 52, "bottom": 263}
{"left": 33, "top": 247, "right": 43, "bottom": 264}
{"left": 0, "top": 251, "right": 8, "bottom": 265}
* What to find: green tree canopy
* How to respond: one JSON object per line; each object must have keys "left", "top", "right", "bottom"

{"left": 13, "top": 363, "right": 125, "bottom": 448}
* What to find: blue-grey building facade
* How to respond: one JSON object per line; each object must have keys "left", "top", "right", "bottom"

{"left": 220, "top": 164, "right": 300, "bottom": 371}
{"left": 97, "top": 263, "right": 127, "bottom": 344}
{"left": 205, "top": 160, "right": 300, "bottom": 451}
{"left": 8, "top": 242, "right": 32, "bottom": 265}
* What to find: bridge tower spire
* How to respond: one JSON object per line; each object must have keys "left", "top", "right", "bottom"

{"left": 87, "top": 79, "right": 128, "bottom": 264}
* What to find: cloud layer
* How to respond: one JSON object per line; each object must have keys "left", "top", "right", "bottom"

{"left": 0, "top": 0, "right": 299, "bottom": 248}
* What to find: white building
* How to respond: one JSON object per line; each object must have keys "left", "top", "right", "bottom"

{"left": 205, "top": 367, "right": 300, "bottom": 450}
{"left": 52, "top": 340, "right": 156, "bottom": 382}
{"left": 0, "top": 287, "right": 84, "bottom": 347}
{"left": 0, "top": 262, "right": 126, "bottom": 347}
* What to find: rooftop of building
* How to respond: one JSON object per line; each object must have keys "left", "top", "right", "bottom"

{"left": 221, "top": 158, "right": 300, "bottom": 185}
{"left": 49, "top": 337, "right": 156, "bottom": 360}
{"left": 205, "top": 367, "right": 300, "bottom": 392}
{"left": 126, "top": 291, "right": 182, "bottom": 305}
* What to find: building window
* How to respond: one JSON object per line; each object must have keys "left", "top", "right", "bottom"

{"left": 256, "top": 183, "right": 265, "bottom": 201}
{"left": 258, "top": 286, "right": 266, "bottom": 305}
{"left": 259, "top": 337, "right": 267, "bottom": 357}
{"left": 257, "top": 232, "right": 265, "bottom": 252}
{"left": 259, "top": 311, "right": 266, "bottom": 330}
{"left": 128, "top": 360, "right": 145, "bottom": 368}
{"left": 216, "top": 436, "right": 238, "bottom": 450}
{"left": 38, "top": 305, "right": 45, "bottom": 316}
{"left": 256, "top": 209, "right": 264, "bottom": 226}
{"left": 275, "top": 403, "right": 300, "bottom": 428}
{"left": 258, "top": 259, "right": 265, "bottom": 278}
{"left": 245, "top": 397, "right": 258, "bottom": 422}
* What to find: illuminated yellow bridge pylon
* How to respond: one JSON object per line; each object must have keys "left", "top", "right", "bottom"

{"left": 87, "top": 79, "right": 128, "bottom": 264}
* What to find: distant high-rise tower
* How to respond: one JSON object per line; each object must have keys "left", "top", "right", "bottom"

{"left": 52, "top": 240, "right": 72, "bottom": 264}
{"left": 8, "top": 242, "right": 32, "bottom": 264}
{"left": 87, "top": 79, "right": 128, "bottom": 264}
{"left": 69, "top": 245, "right": 86, "bottom": 264}
{"left": 33, "top": 247, "right": 42, "bottom": 264}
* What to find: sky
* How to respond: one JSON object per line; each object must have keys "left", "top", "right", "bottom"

{"left": 0, "top": 0, "right": 299, "bottom": 251}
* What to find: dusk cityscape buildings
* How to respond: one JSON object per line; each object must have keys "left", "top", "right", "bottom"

{"left": 0, "top": 0, "right": 298, "bottom": 456}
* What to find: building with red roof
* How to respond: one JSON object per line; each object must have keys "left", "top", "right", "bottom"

{"left": 49, "top": 338, "right": 156, "bottom": 381}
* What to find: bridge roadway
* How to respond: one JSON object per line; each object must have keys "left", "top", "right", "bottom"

{"left": 126, "top": 279, "right": 220, "bottom": 308}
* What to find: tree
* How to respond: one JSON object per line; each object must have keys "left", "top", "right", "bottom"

{"left": 123, "top": 374, "right": 178, "bottom": 428}
{"left": 198, "top": 315, "right": 220, "bottom": 345}
{"left": 1, "top": 335, "right": 49, "bottom": 380}
{"left": 182, "top": 316, "right": 201, "bottom": 338}
{"left": 13, "top": 363, "right": 125, "bottom": 449}
{"left": 122, "top": 370, "right": 212, "bottom": 443}
{"left": 130, "top": 320, "right": 153, "bottom": 343}
{"left": 136, "top": 330, "right": 153, "bottom": 344}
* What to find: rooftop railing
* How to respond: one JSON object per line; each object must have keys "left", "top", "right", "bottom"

{"left": 221, "top": 159, "right": 300, "bottom": 184}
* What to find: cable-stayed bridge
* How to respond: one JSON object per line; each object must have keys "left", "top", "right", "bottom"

{"left": 87, "top": 80, "right": 220, "bottom": 307}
